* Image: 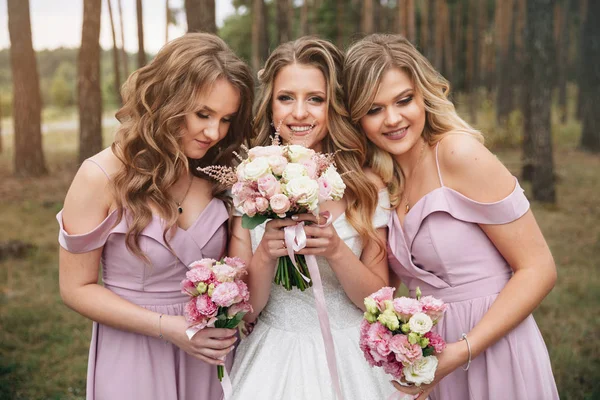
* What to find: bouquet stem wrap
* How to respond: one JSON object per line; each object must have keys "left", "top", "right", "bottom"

{"left": 283, "top": 213, "right": 344, "bottom": 400}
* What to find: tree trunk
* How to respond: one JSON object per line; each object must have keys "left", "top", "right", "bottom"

{"left": 300, "top": 0, "right": 309, "bottom": 36}
{"left": 166, "top": 0, "right": 169, "bottom": 43}
{"left": 579, "top": 0, "right": 600, "bottom": 151}
{"left": 576, "top": 0, "right": 588, "bottom": 120}
{"left": 398, "top": 0, "right": 407, "bottom": 36}
{"left": 277, "top": 0, "right": 291, "bottom": 43}
{"left": 136, "top": 0, "right": 147, "bottom": 68}
{"left": 524, "top": 0, "right": 556, "bottom": 203}
{"left": 0, "top": 98, "right": 3, "bottom": 153}
{"left": 79, "top": 0, "right": 103, "bottom": 163}
{"left": 419, "top": 0, "right": 428, "bottom": 52}
{"left": 7, "top": 0, "right": 47, "bottom": 176}
{"left": 495, "top": 0, "right": 515, "bottom": 124}
{"left": 107, "top": 0, "right": 122, "bottom": 105}
{"left": 185, "top": 0, "right": 216, "bottom": 33}
{"left": 361, "top": 0, "right": 374, "bottom": 34}
{"left": 117, "top": 0, "right": 128, "bottom": 78}
{"left": 480, "top": 0, "right": 494, "bottom": 92}
{"left": 252, "top": 0, "right": 269, "bottom": 72}
{"left": 336, "top": 0, "right": 344, "bottom": 48}
{"left": 452, "top": 0, "right": 464, "bottom": 90}
{"left": 555, "top": 1, "right": 569, "bottom": 123}
{"left": 466, "top": 0, "right": 477, "bottom": 123}
{"left": 433, "top": 0, "right": 444, "bottom": 71}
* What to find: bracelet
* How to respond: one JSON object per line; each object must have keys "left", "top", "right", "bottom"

{"left": 460, "top": 333, "right": 472, "bottom": 371}
{"left": 158, "top": 314, "right": 165, "bottom": 340}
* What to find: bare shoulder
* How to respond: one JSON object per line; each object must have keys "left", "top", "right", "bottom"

{"left": 362, "top": 168, "right": 387, "bottom": 191}
{"left": 437, "top": 133, "right": 516, "bottom": 203}
{"left": 61, "top": 147, "right": 120, "bottom": 234}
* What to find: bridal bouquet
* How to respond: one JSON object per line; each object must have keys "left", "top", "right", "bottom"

{"left": 181, "top": 257, "right": 252, "bottom": 381}
{"left": 199, "top": 139, "right": 346, "bottom": 291}
{"left": 359, "top": 287, "right": 448, "bottom": 387}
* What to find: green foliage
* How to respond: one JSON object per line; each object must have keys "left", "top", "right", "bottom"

{"left": 50, "top": 62, "right": 76, "bottom": 108}
{"left": 219, "top": 10, "right": 252, "bottom": 64}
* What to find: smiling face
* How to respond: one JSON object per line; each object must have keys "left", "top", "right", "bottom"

{"left": 359, "top": 67, "right": 426, "bottom": 161}
{"left": 271, "top": 63, "right": 329, "bottom": 152}
{"left": 181, "top": 78, "right": 241, "bottom": 160}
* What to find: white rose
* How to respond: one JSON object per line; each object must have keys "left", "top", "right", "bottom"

{"left": 403, "top": 356, "right": 439, "bottom": 386}
{"left": 287, "top": 145, "right": 315, "bottom": 162}
{"left": 408, "top": 312, "right": 433, "bottom": 335}
{"left": 243, "top": 157, "right": 271, "bottom": 181}
{"left": 322, "top": 166, "right": 346, "bottom": 200}
{"left": 282, "top": 163, "right": 308, "bottom": 182}
{"left": 284, "top": 176, "right": 319, "bottom": 208}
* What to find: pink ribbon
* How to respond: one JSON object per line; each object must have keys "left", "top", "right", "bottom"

{"left": 283, "top": 212, "right": 344, "bottom": 400}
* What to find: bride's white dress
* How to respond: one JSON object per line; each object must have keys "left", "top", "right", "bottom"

{"left": 229, "top": 192, "right": 396, "bottom": 400}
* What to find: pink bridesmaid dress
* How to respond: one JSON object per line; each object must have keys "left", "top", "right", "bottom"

{"left": 387, "top": 144, "right": 559, "bottom": 400}
{"left": 56, "top": 159, "right": 230, "bottom": 400}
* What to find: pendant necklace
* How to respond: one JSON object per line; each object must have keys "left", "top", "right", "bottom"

{"left": 176, "top": 174, "right": 193, "bottom": 214}
{"left": 402, "top": 140, "right": 427, "bottom": 214}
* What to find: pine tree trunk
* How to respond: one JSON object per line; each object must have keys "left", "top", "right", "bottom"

{"left": 7, "top": 0, "right": 47, "bottom": 176}
{"left": 118, "top": 0, "right": 128, "bottom": 78}
{"left": 480, "top": 0, "right": 494, "bottom": 92}
{"left": 419, "top": 0, "right": 428, "bottom": 52}
{"left": 452, "top": 0, "right": 464, "bottom": 90}
{"left": 107, "top": 0, "right": 122, "bottom": 105}
{"left": 361, "top": 0, "right": 374, "bottom": 34}
{"left": 525, "top": 0, "right": 556, "bottom": 203}
{"left": 555, "top": 1, "right": 569, "bottom": 123}
{"left": 406, "top": 0, "right": 415, "bottom": 42}
{"left": 136, "top": 0, "right": 146, "bottom": 68}
{"left": 165, "top": 0, "right": 170, "bottom": 42}
{"left": 466, "top": 0, "right": 477, "bottom": 123}
{"left": 576, "top": 0, "right": 588, "bottom": 120}
{"left": 0, "top": 97, "right": 3, "bottom": 153}
{"left": 496, "top": 0, "right": 515, "bottom": 124}
{"left": 433, "top": 0, "right": 444, "bottom": 72}
{"left": 300, "top": 0, "right": 309, "bottom": 36}
{"left": 277, "top": 0, "right": 291, "bottom": 43}
{"left": 79, "top": 0, "right": 103, "bottom": 163}
{"left": 579, "top": 0, "right": 600, "bottom": 151}
{"left": 185, "top": 0, "right": 216, "bottom": 33}
{"left": 252, "top": 0, "right": 269, "bottom": 72}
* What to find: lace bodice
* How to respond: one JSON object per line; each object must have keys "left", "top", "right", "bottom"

{"left": 249, "top": 191, "right": 390, "bottom": 332}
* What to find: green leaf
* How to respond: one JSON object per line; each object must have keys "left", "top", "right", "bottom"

{"left": 242, "top": 214, "right": 268, "bottom": 229}
{"left": 422, "top": 346, "right": 435, "bottom": 357}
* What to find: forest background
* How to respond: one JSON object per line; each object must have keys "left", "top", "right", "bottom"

{"left": 1, "top": 0, "right": 599, "bottom": 399}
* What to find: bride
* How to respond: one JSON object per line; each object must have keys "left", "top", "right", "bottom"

{"left": 227, "top": 36, "right": 396, "bottom": 400}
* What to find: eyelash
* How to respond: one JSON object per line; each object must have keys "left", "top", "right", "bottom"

{"left": 277, "top": 95, "right": 324, "bottom": 103}
{"left": 196, "top": 112, "right": 233, "bottom": 123}
{"left": 366, "top": 96, "right": 413, "bottom": 115}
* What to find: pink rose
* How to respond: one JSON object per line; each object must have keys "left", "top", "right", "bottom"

{"left": 242, "top": 199, "right": 257, "bottom": 217}
{"left": 248, "top": 145, "right": 283, "bottom": 160}
{"left": 236, "top": 280, "right": 250, "bottom": 302}
{"left": 268, "top": 155, "right": 288, "bottom": 176}
{"left": 389, "top": 334, "right": 423, "bottom": 364}
{"left": 227, "top": 301, "right": 253, "bottom": 317}
{"left": 393, "top": 297, "right": 423, "bottom": 322}
{"left": 366, "top": 322, "right": 393, "bottom": 358}
{"left": 301, "top": 159, "right": 318, "bottom": 179}
{"left": 223, "top": 256, "right": 246, "bottom": 270}
{"left": 255, "top": 197, "right": 269, "bottom": 212}
{"left": 181, "top": 279, "right": 199, "bottom": 296}
{"left": 232, "top": 182, "right": 255, "bottom": 206}
{"left": 269, "top": 194, "right": 291, "bottom": 215}
{"left": 195, "top": 294, "right": 218, "bottom": 317}
{"left": 419, "top": 295, "right": 448, "bottom": 323}
{"left": 257, "top": 174, "right": 281, "bottom": 198}
{"left": 189, "top": 258, "right": 216, "bottom": 270}
{"left": 212, "top": 263, "right": 238, "bottom": 282}
{"left": 424, "top": 331, "right": 446, "bottom": 354}
{"left": 210, "top": 281, "right": 241, "bottom": 307}
{"left": 382, "top": 357, "right": 404, "bottom": 379}
{"left": 317, "top": 176, "right": 333, "bottom": 202}
{"left": 185, "top": 265, "right": 214, "bottom": 284}
{"left": 371, "top": 287, "right": 396, "bottom": 311}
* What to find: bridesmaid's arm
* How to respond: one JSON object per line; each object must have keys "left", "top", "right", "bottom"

{"left": 398, "top": 134, "right": 557, "bottom": 398}
{"left": 59, "top": 161, "right": 236, "bottom": 365}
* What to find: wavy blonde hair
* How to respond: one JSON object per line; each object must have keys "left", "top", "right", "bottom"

{"left": 111, "top": 33, "right": 254, "bottom": 259}
{"left": 253, "top": 36, "right": 383, "bottom": 256}
{"left": 344, "top": 34, "right": 483, "bottom": 207}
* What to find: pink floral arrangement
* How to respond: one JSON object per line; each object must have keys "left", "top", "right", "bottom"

{"left": 199, "top": 138, "right": 345, "bottom": 291}
{"left": 181, "top": 257, "right": 252, "bottom": 381}
{"left": 359, "top": 287, "right": 448, "bottom": 387}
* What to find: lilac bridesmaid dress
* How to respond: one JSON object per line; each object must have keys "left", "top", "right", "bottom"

{"left": 388, "top": 144, "right": 559, "bottom": 400}
{"left": 56, "top": 160, "right": 230, "bottom": 400}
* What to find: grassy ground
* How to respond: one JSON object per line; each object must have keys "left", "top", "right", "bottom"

{"left": 0, "top": 102, "right": 599, "bottom": 399}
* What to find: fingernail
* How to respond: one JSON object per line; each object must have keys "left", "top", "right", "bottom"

{"left": 291, "top": 215, "right": 298, "bottom": 220}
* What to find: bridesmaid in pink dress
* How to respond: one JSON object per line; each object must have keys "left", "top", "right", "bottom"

{"left": 343, "top": 34, "right": 559, "bottom": 400}
{"left": 57, "top": 33, "right": 254, "bottom": 400}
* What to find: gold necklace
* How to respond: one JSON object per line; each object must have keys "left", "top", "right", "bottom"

{"left": 402, "top": 140, "right": 426, "bottom": 214}
{"left": 176, "top": 174, "right": 193, "bottom": 214}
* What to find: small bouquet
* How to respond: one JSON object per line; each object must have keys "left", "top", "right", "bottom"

{"left": 181, "top": 257, "right": 253, "bottom": 382}
{"left": 359, "top": 287, "right": 448, "bottom": 387}
{"left": 199, "top": 138, "right": 346, "bottom": 291}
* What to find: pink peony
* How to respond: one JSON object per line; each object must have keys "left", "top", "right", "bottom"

{"left": 257, "top": 174, "right": 281, "bottom": 198}
{"left": 181, "top": 278, "right": 199, "bottom": 296}
{"left": 371, "top": 287, "right": 395, "bottom": 311}
{"left": 189, "top": 258, "right": 216, "bottom": 270}
{"left": 301, "top": 159, "right": 318, "bottom": 179}
{"left": 255, "top": 197, "right": 269, "bottom": 212}
{"left": 382, "top": 357, "right": 404, "bottom": 379}
{"left": 317, "top": 176, "right": 333, "bottom": 202}
{"left": 236, "top": 280, "right": 250, "bottom": 302}
{"left": 268, "top": 155, "right": 288, "bottom": 176}
{"left": 212, "top": 263, "right": 238, "bottom": 282}
{"left": 227, "top": 301, "right": 253, "bottom": 318}
{"left": 424, "top": 331, "right": 447, "bottom": 354}
{"left": 389, "top": 334, "right": 423, "bottom": 365}
{"left": 195, "top": 294, "right": 218, "bottom": 317}
{"left": 242, "top": 199, "right": 257, "bottom": 217}
{"left": 210, "top": 281, "right": 241, "bottom": 307}
{"left": 360, "top": 338, "right": 381, "bottom": 367}
{"left": 366, "top": 322, "right": 393, "bottom": 358}
{"left": 232, "top": 182, "right": 255, "bottom": 205}
{"left": 419, "top": 295, "right": 448, "bottom": 323}
{"left": 248, "top": 145, "right": 284, "bottom": 160}
{"left": 392, "top": 297, "right": 423, "bottom": 322}
{"left": 185, "top": 265, "right": 214, "bottom": 284}
{"left": 269, "top": 193, "right": 291, "bottom": 215}
{"left": 184, "top": 299, "right": 204, "bottom": 324}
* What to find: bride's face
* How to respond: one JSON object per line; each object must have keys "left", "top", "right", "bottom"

{"left": 271, "top": 63, "right": 329, "bottom": 152}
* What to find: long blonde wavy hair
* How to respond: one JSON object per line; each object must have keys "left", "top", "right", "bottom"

{"left": 253, "top": 36, "right": 383, "bottom": 255}
{"left": 344, "top": 34, "right": 483, "bottom": 207}
{"left": 111, "top": 33, "right": 254, "bottom": 259}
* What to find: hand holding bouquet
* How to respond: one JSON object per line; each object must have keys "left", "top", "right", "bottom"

{"left": 359, "top": 287, "right": 448, "bottom": 387}
{"left": 181, "top": 257, "right": 252, "bottom": 381}
{"left": 199, "top": 140, "right": 346, "bottom": 291}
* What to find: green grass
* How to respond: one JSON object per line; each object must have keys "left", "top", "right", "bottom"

{"left": 1, "top": 99, "right": 599, "bottom": 399}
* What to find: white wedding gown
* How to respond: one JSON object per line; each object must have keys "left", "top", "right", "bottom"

{"left": 229, "top": 191, "right": 396, "bottom": 400}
